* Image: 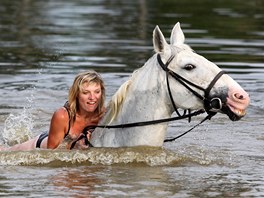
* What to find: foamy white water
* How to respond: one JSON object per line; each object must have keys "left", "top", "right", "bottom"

{"left": 0, "top": 0, "right": 263, "bottom": 197}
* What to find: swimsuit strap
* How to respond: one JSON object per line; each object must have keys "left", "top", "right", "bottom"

{"left": 63, "top": 101, "right": 71, "bottom": 138}
{"left": 63, "top": 101, "right": 93, "bottom": 149}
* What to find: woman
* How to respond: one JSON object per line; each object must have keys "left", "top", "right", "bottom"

{"left": 1, "top": 70, "right": 106, "bottom": 151}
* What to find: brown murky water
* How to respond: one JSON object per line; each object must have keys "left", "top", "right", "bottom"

{"left": 0, "top": 0, "right": 263, "bottom": 197}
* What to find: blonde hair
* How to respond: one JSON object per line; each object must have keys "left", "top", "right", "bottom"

{"left": 68, "top": 70, "right": 105, "bottom": 121}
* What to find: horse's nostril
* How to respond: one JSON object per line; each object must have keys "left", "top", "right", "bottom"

{"left": 234, "top": 93, "right": 244, "bottom": 100}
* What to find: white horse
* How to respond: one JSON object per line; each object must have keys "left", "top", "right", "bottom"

{"left": 90, "top": 22, "right": 250, "bottom": 147}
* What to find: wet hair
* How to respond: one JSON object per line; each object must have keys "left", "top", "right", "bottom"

{"left": 68, "top": 70, "right": 105, "bottom": 122}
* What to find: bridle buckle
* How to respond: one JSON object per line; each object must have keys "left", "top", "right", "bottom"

{"left": 209, "top": 97, "right": 222, "bottom": 112}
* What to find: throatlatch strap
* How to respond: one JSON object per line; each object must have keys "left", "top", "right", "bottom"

{"left": 166, "top": 72, "right": 182, "bottom": 117}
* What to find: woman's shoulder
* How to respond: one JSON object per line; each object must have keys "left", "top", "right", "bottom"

{"left": 52, "top": 107, "right": 70, "bottom": 122}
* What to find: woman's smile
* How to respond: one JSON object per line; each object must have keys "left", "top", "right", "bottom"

{"left": 79, "top": 82, "right": 102, "bottom": 113}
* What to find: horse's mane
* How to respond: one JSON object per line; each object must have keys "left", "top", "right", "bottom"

{"left": 104, "top": 68, "right": 142, "bottom": 124}
{"left": 105, "top": 79, "right": 131, "bottom": 124}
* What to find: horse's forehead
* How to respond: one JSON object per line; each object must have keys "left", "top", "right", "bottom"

{"left": 177, "top": 49, "right": 203, "bottom": 60}
{"left": 168, "top": 46, "right": 220, "bottom": 73}
{"left": 170, "top": 44, "right": 192, "bottom": 54}
{"left": 170, "top": 46, "right": 206, "bottom": 63}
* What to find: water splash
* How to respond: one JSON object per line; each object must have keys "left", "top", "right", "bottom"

{"left": 2, "top": 96, "right": 35, "bottom": 146}
{"left": 0, "top": 147, "right": 230, "bottom": 167}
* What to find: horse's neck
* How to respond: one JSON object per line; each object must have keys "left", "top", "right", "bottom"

{"left": 92, "top": 58, "right": 174, "bottom": 147}
{"left": 110, "top": 59, "right": 173, "bottom": 124}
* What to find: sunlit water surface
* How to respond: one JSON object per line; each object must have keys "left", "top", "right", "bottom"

{"left": 0, "top": 0, "right": 263, "bottom": 197}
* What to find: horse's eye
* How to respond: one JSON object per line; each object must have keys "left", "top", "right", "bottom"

{"left": 184, "top": 64, "right": 196, "bottom": 70}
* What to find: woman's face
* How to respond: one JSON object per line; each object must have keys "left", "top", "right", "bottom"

{"left": 78, "top": 82, "right": 102, "bottom": 114}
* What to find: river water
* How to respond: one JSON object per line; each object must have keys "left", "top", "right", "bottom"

{"left": 0, "top": 0, "right": 263, "bottom": 197}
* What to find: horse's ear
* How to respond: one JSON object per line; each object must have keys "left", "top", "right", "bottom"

{"left": 170, "top": 22, "right": 185, "bottom": 46}
{"left": 153, "top": 25, "right": 169, "bottom": 53}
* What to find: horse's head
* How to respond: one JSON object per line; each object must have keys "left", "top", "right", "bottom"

{"left": 153, "top": 22, "right": 250, "bottom": 121}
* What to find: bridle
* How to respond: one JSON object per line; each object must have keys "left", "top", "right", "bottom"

{"left": 157, "top": 53, "right": 225, "bottom": 116}
{"left": 70, "top": 53, "right": 226, "bottom": 149}
{"left": 157, "top": 53, "right": 226, "bottom": 143}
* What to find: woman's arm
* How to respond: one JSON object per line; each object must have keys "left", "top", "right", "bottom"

{"left": 47, "top": 108, "right": 69, "bottom": 149}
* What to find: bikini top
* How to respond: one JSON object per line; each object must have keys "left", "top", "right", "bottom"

{"left": 62, "top": 101, "right": 91, "bottom": 149}
{"left": 63, "top": 101, "right": 71, "bottom": 138}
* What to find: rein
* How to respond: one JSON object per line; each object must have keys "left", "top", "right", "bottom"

{"left": 70, "top": 109, "right": 205, "bottom": 149}
{"left": 70, "top": 54, "right": 225, "bottom": 149}
{"left": 83, "top": 109, "right": 205, "bottom": 131}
